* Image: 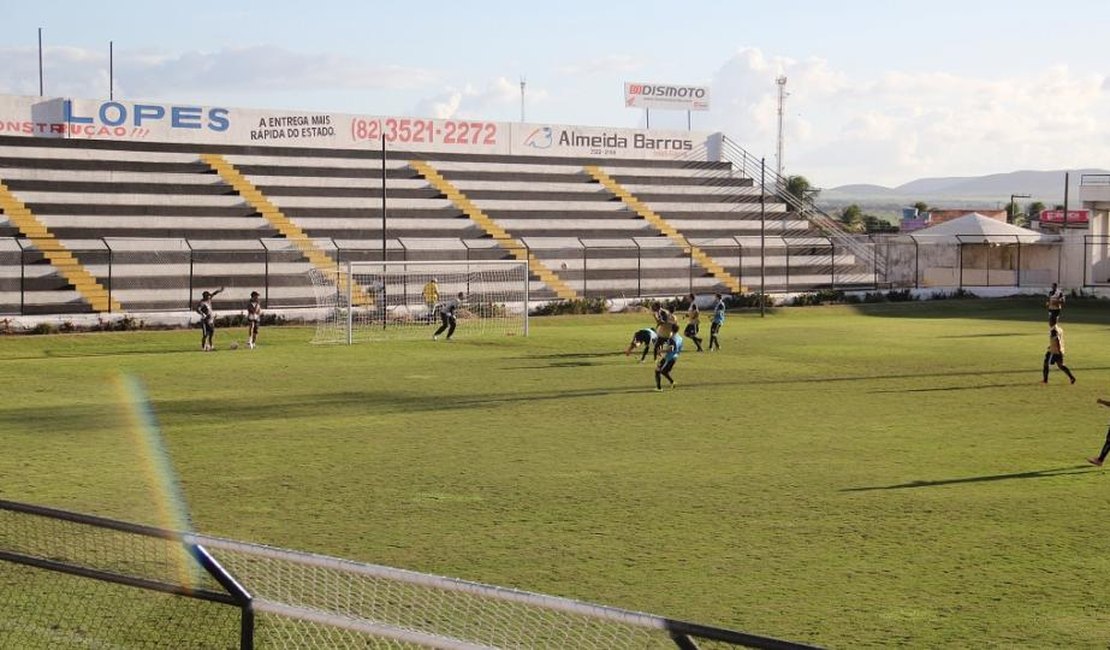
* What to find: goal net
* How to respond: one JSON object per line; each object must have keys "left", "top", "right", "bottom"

{"left": 310, "top": 260, "right": 530, "bottom": 344}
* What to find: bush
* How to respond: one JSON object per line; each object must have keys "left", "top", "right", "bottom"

{"left": 928, "top": 289, "right": 978, "bottom": 301}
{"left": 530, "top": 298, "right": 608, "bottom": 316}
{"left": 215, "top": 313, "right": 286, "bottom": 327}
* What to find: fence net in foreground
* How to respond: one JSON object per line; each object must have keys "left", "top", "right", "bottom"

{"left": 0, "top": 499, "right": 820, "bottom": 649}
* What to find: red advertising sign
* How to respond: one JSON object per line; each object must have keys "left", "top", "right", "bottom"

{"left": 1038, "top": 209, "right": 1089, "bottom": 224}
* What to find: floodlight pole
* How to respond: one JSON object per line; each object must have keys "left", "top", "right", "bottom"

{"left": 37, "top": 28, "right": 44, "bottom": 96}
{"left": 109, "top": 41, "right": 114, "bottom": 100}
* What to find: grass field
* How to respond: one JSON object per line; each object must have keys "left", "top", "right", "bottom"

{"left": 2, "top": 298, "right": 1109, "bottom": 648}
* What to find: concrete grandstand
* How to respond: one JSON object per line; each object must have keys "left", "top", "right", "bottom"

{"left": 0, "top": 94, "right": 875, "bottom": 317}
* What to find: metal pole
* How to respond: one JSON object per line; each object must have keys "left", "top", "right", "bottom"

{"left": 346, "top": 261, "right": 353, "bottom": 345}
{"left": 38, "top": 28, "right": 44, "bottom": 96}
{"left": 687, "top": 110, "right": 691, "bottom": 131}
{"left": 1061, "top": 172, "right": 1069, "bottom": 284}
{"left": 523, "top": 260, "right": 530, "bottom": 336}
{"left": 760, "top": 158, "right": 766, "bottom": 317}
{"left": 263, "top": 242, "right": 270, "bottom": 305}
{"left": 1017, "top": 236, "right": 1023, "bottom": 288}
{"left": 109, "top": 41, "right": 114, "bottom": 100}
{"left": 20, "top": 246, "right": 25, "bottom": 315}
{"left": 105, "top": 239, "right": 113, "bottom": 313}
{"left": 830, "top": 239, "right": 835, "bottom": 289}
{"left": 381, "top": 130, "right": 387, "bottom": 263}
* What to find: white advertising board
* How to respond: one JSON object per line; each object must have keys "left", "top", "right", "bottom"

{"left": 624, "top": 82, "right": 710, "bottom": 111}
{"left": 0, "top": 94, "right": 712, "bottom": 161}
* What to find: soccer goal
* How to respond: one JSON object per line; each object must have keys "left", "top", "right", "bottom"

{"left": 310, "top": 260, "right": 530, "bottom": 344}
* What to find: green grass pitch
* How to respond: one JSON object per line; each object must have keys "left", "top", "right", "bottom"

{"left": 1, "top": 298, "right": 1109, "bottom": 648}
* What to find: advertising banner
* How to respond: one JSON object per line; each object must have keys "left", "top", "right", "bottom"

{"left": 624, "top": 82, "right": 710, "bottom": 111}
{"left": 1039, "top": 209, "right": 1089, "bottom": 224}
{"left": 0, "top": 94, "right": 711, "bottom": 161}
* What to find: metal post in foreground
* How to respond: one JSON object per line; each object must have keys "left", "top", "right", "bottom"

{"left": 760, "top": 158, "right": 766, "bottom": 318}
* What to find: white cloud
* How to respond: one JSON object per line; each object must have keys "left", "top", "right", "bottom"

{"left": 705, "top": 47, "right": 1110, "bottom": 186}
{"left": 0, "top": 45, "right": 438, "bottom": 101}
{"left": 412, "top": 76, "right": 546, "bottom": 120}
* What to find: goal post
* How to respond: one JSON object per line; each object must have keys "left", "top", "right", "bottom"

{"left": 310, "top": 260, "right": 530, "bottom": 344}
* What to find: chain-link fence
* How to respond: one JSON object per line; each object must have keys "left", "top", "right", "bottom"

{"left": 0, "top": 232, "right": 1085, "bottom": 317}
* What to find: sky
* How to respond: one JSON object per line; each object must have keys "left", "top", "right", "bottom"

{"left": 1, "top": 0, "right": 1108, "bottom": 187}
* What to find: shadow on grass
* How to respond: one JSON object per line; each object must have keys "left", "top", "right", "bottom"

{"left": 870, "top": 381, "right": 1038, "bottom": 394}
{"left": 842, "top": 465, "right": 1095, "bottom": 492}
{"left": 846, "top": 298, "right": 1110, "bottom": 324}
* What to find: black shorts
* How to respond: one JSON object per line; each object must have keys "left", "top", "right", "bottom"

{"left": 657, "top": 358, "right": 677, "bottom": 374}
{"left": 201, "top": 321, "right": 215, "bottom": 337}
{"left": 1045, "top": 352, "right": 1064, "bottom": 365}
{"left": 684, "top": 323, "right": 699, "bottom": 337}
{"left": 634, "top": 331, "right": 653, "bottom": 344}
{"left": 1048, "top": 309, "right": 1061, "bottom": 320}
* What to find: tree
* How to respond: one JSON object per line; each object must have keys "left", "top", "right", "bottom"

{"left": 912, "top": 201, "right": 929, "bottom": 213}
{"left": 784, "top": 175, "right": 819, "bottom": 204}
{"left": 839, "top": 204, "right": 865, "bottom": 233}
{"left": 1028, "top": 201, "right": 1046, "bottom": 219}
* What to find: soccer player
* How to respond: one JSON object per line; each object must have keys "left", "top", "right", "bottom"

{"left": 1087, "top": 398, "right": 1110, "bottom": 467}
{"left": 652, "top": 302, "right": 677, "bottom": 359}
{"left": 708, "top": 293, "right": 726, "bottom": 351}
{"left": 195, "top": 286, "right": 224, "bottom": 351}
{"left": 1046, "top": 282, "right": 1065, "bottom": 321}
{"left": 683, "top": 293, "right": 704, "bottom": 352}
{"left": 1042, "top": 316, "right": 1075, "bottom": 384}
{"left": 655, "top": 322, "right": 684, "bottom": 391}
{"left": 422, "top": 277, "right": 439, "bottom": 324}
{"left": 434, "top": 291, "right": 464, "bottom": 341}
{"left": 246, "top": 290, "right": 262, "bottom": 349}
{"left": 625, "top": 327, "right": 658, "bottom": 362}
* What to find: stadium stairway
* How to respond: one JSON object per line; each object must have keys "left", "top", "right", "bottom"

{"left": 585, "top": 165, "right": 743, "bottom": 294}
{"left": 201, "top": 154, "right": 374, "bottom": 306}
{"left": 409, "top": 159, "right": 577, "bottom": 300}
{"left": 0, "top": 180, "right": 119, "bottom": 313}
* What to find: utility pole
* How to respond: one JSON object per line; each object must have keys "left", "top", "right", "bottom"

{"left": 38, "top": 28, "right": 44, "bottom": 96}
{"left": 519, "top": 76, "right": 526, "bottom": 123}
{"left": 775, "top": 76, "right": 788, "bottom": 186}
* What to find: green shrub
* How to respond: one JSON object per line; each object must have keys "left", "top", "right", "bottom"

{"left": 530, "top": 298, "right": 608, "bottom": 316}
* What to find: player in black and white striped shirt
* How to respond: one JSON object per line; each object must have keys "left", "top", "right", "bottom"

{"left": 195, "top": 286, "right": 224, "bottom": 351}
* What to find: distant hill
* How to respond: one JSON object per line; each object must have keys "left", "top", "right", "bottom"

{"left": 820, "top": 169, "right": 1109, "bottom": 220}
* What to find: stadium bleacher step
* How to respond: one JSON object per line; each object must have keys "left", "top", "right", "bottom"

{"left": 200, "top": 153, "right": 375, "bottom": 306}
{"left": 0, "top": 181, "right": 121, "bottom": 312}
{"left": 409, "top": 159, "right": 578, "bottom": 300}
{"left": 584, "top": 166, "right": 745, "bottom": 294}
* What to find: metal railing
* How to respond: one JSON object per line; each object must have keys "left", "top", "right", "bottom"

{"left": 0, "top": 233, "right": 885, "bottom": 315}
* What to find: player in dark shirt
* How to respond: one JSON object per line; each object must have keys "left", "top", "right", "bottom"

{"left": 196, "top": 287, "right": 225, "bottom": 351}
{"left": 434, "top": 292, "right": 464, "bottom": 341}
{"left": 625, "top": 327, "right": 658, "bottom": 362}
{"left": 1087, "top": 398, "right": 1110, "bottom": 467}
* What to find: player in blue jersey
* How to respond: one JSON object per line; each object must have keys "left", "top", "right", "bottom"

{"left": 708, "top": 293, "right": 726, "bottom": 351}
{"left": 625, "top": 327, "right": 658, "bottom": 362}
{"left": 655, "top": 322, "right": 683, "bottom": 391}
